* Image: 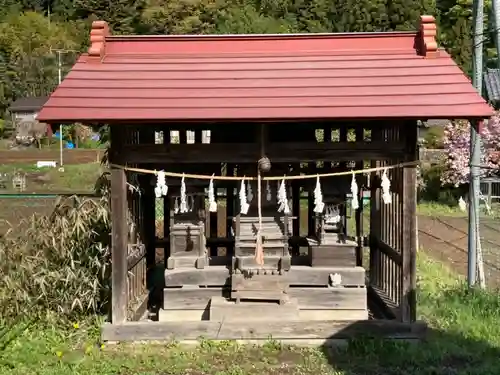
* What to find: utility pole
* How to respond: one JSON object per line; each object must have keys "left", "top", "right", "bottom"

{"left": 468, "top": 0, "right": 484, "bottom": 287}
{"left": 57, "top": 50, "right": 64, "bottom": 172}
{"left": 50, "top": 48, "right": 78, "bottom": 171}
{"left": 493, "top": 0, "right": 500, "bottom": 69}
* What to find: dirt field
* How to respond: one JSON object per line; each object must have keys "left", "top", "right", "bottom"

{"left": 418, "top": 215, "right": 500, "bottom": 287}
{"left": 0, "top": 149, "right": 103, "bottom": 165}
{"left": 0, "top": 197, "right": 58, "bottom": 235}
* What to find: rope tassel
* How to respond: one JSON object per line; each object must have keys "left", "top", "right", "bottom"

{"left": 208, "top": 175, "right": 217, "bottom": 213}
{"left": 239, "top": 179, "right": 249, "bottom": 215}
{"left": 154, "top": 170, "right": 168, "bottom": 198}
{"left": 381, "top": 168, "right": 392, "bottom": 204}
{"left": 277, "top": 178, "right": 290, "bottom": 214}
{"left": 350, "top": 171, "right": 359, "bottom": 210}
{"left": 180, "top": 174, "right": 188, "bottom": 213}
{"left": 313, "top": 175, "right": 324, "bottom": 213}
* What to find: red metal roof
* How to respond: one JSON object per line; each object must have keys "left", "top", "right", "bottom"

{"left": 38, "top": 16, "right": 493, "bottom": 123}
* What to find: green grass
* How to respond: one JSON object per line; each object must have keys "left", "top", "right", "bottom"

{"left": 1, "top": 253, "right": 500, "bottom": 375}
{"left": 418, "top": 201, "right": 500, "bottom": 219}
{"left": 417, "top": 201, "right": 467, "bottom": 217}
{"left": 0, "top": 163, "right": 102, "bottom": 193}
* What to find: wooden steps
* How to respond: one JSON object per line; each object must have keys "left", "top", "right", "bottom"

{"left": 209, "top": 297, "right": 300, "bottom": 321}
{"left": 160, "top": 287, "right": 368, "bottom": 322}
{"left": 161, "top": 266, "right": 368, "bottom": 323}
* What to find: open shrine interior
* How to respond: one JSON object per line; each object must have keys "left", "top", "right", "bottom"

{"left": 106, "top": 120, "right": 419, "bottom": 340}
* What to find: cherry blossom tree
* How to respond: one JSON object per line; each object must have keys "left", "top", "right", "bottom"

{"left": 441, "top": 114, "right": 500, "bottom": 187}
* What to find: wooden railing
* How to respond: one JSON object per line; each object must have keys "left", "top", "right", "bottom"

{"left": 127, "top": 244, "right": 148, "bottom": 320}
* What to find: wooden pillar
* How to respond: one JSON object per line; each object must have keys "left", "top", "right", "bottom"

{"left": 401, "top": 121, "right": 418, "bottom": 323}
{"left": 307, "top": 183, "right": 314, "bottom": 237}
{"left": 140, "top": 128, "right": 156, "bottom": 272}
{"left": 369, "top": 125, "right": 382, "bottom": 287}
{"left": 143, "top": 175, "right": 156, "bottom": 272}
{"left": 226, "top": 164, "right": 235, "bottom": 256}
{"left": 209, "top": 184, "right": 218, "bottom": 256}
{"left": 110, "top": 126, "right": 128, "bottom": 324}
{"left": 163, "top": 126, "right": 171, "bottom": 263}
{"left": 292, "top": 179, "right": 300, "bottom": 236}
{"left": 355, "top": 125, "right": 364, "bottom": 267}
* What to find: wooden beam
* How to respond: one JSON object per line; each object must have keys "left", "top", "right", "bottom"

{"left": 163, "top": 286, "right": 367, "bottom": 311}
{"left": 101, "top": 319, "right": 427, "bottom": 342}
{"left": 122, "top": 142, "right": 406, "bottom": 164}
{"left": 370, "top": 235, "right": 402, "bottom": 265}
{"left": 110, "top": 127, "right": 128, "bottom": 324}
{"left": 163, "top": 265, "right": 366, "bottom": 288}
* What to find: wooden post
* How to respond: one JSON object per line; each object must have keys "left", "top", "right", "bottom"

{"left": 140, "top": 128, "right": 156, "bottom": 272}
{"left": 291, "top": 178, "right": 300, "bottom": 253}
{"left": 110, "top": 126, "right": 128, "bottom": 324}
{"left": 163, "top": 126, "right": 171, "bottom": 263}
{"left": 143, "top": 175, "right": 156, "bottom": 271}
{"left": 401, "top": 122, "right": 417, "bottom": 323}
{"left": 209, "top": 185, "right": 218, "bottom": 257}
{"left": 369, "top": 125, "right": 382, "bottom": 287}
{"left": 307, "top": 185, "right": 314, "bottom": 237}
{"left": 355, "top": 125, "right": 364, "bottom": 267}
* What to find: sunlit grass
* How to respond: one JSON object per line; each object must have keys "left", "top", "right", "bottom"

{"left": 0, "top": 163, "right": 102, "bottom": 193}
{"left": 1, "top": 253, "right": 500, "bottom": 375}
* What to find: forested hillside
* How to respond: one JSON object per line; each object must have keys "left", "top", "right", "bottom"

{"left": 0, "top": 0, "right": 492, "bottom": 119}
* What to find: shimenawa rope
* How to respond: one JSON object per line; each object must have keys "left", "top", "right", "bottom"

{"left": 111, "top": 160, "right": 418, "bottom": 268}
{"left": 109, "top": 160, "right": 419, "bottom": 181}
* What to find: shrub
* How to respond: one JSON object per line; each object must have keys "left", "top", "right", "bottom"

{"left": 0, "top": 192, "right": 111, "bottom": 323}
{"left": 419, "top": 163, "right": 466, "bottom": 205}
{"left": 423, "top": 125, "right": 445, "bottom": 149}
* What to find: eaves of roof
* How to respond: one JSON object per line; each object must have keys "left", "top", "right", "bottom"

{"left": 38, "top": 16, "right": 493, "bottom": 123}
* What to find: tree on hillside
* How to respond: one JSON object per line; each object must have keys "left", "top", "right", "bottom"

{"left": 73, "top": 0, "right": 145, "bottom": 34}
{"left": 0, "top": 12, "right": 82, "bottom": 116}
{"left": 138, "top": 0, "right": 222, "bottom": 34}
{"left": 441, "top": 115, "right": 500, "bottom": 187}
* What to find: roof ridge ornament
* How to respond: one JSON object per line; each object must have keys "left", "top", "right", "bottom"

{"left": 417, "top": 15, "right": 438, "bottom": 58}
{"left": 88, "top": 21, "right": 110, "bottom": 61}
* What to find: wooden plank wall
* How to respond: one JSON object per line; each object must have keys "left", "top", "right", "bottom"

{"left": 369, "top": 122, "right": 417, "bottom": 323}
{"left": 125, "top": 126, "right": 149, "bottom": 320}
{"left": 110, "top": 125, "right": 151, "bottom": 323}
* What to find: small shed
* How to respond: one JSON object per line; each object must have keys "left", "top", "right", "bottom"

{"left": 8, "top": 96, "right": 52, "bottom": 144}
{"left": 484, "top": 68, "right": 500, "bottom": 108}
{"left": 38, "top": 16, "right": 492, "bottom": 344}
{"left": 8, "top": 96, "right": 49, "bottom": 122}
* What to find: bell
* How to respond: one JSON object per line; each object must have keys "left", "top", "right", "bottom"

{"left": 258, "top": 156, "right": 271, "bottom": 173}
